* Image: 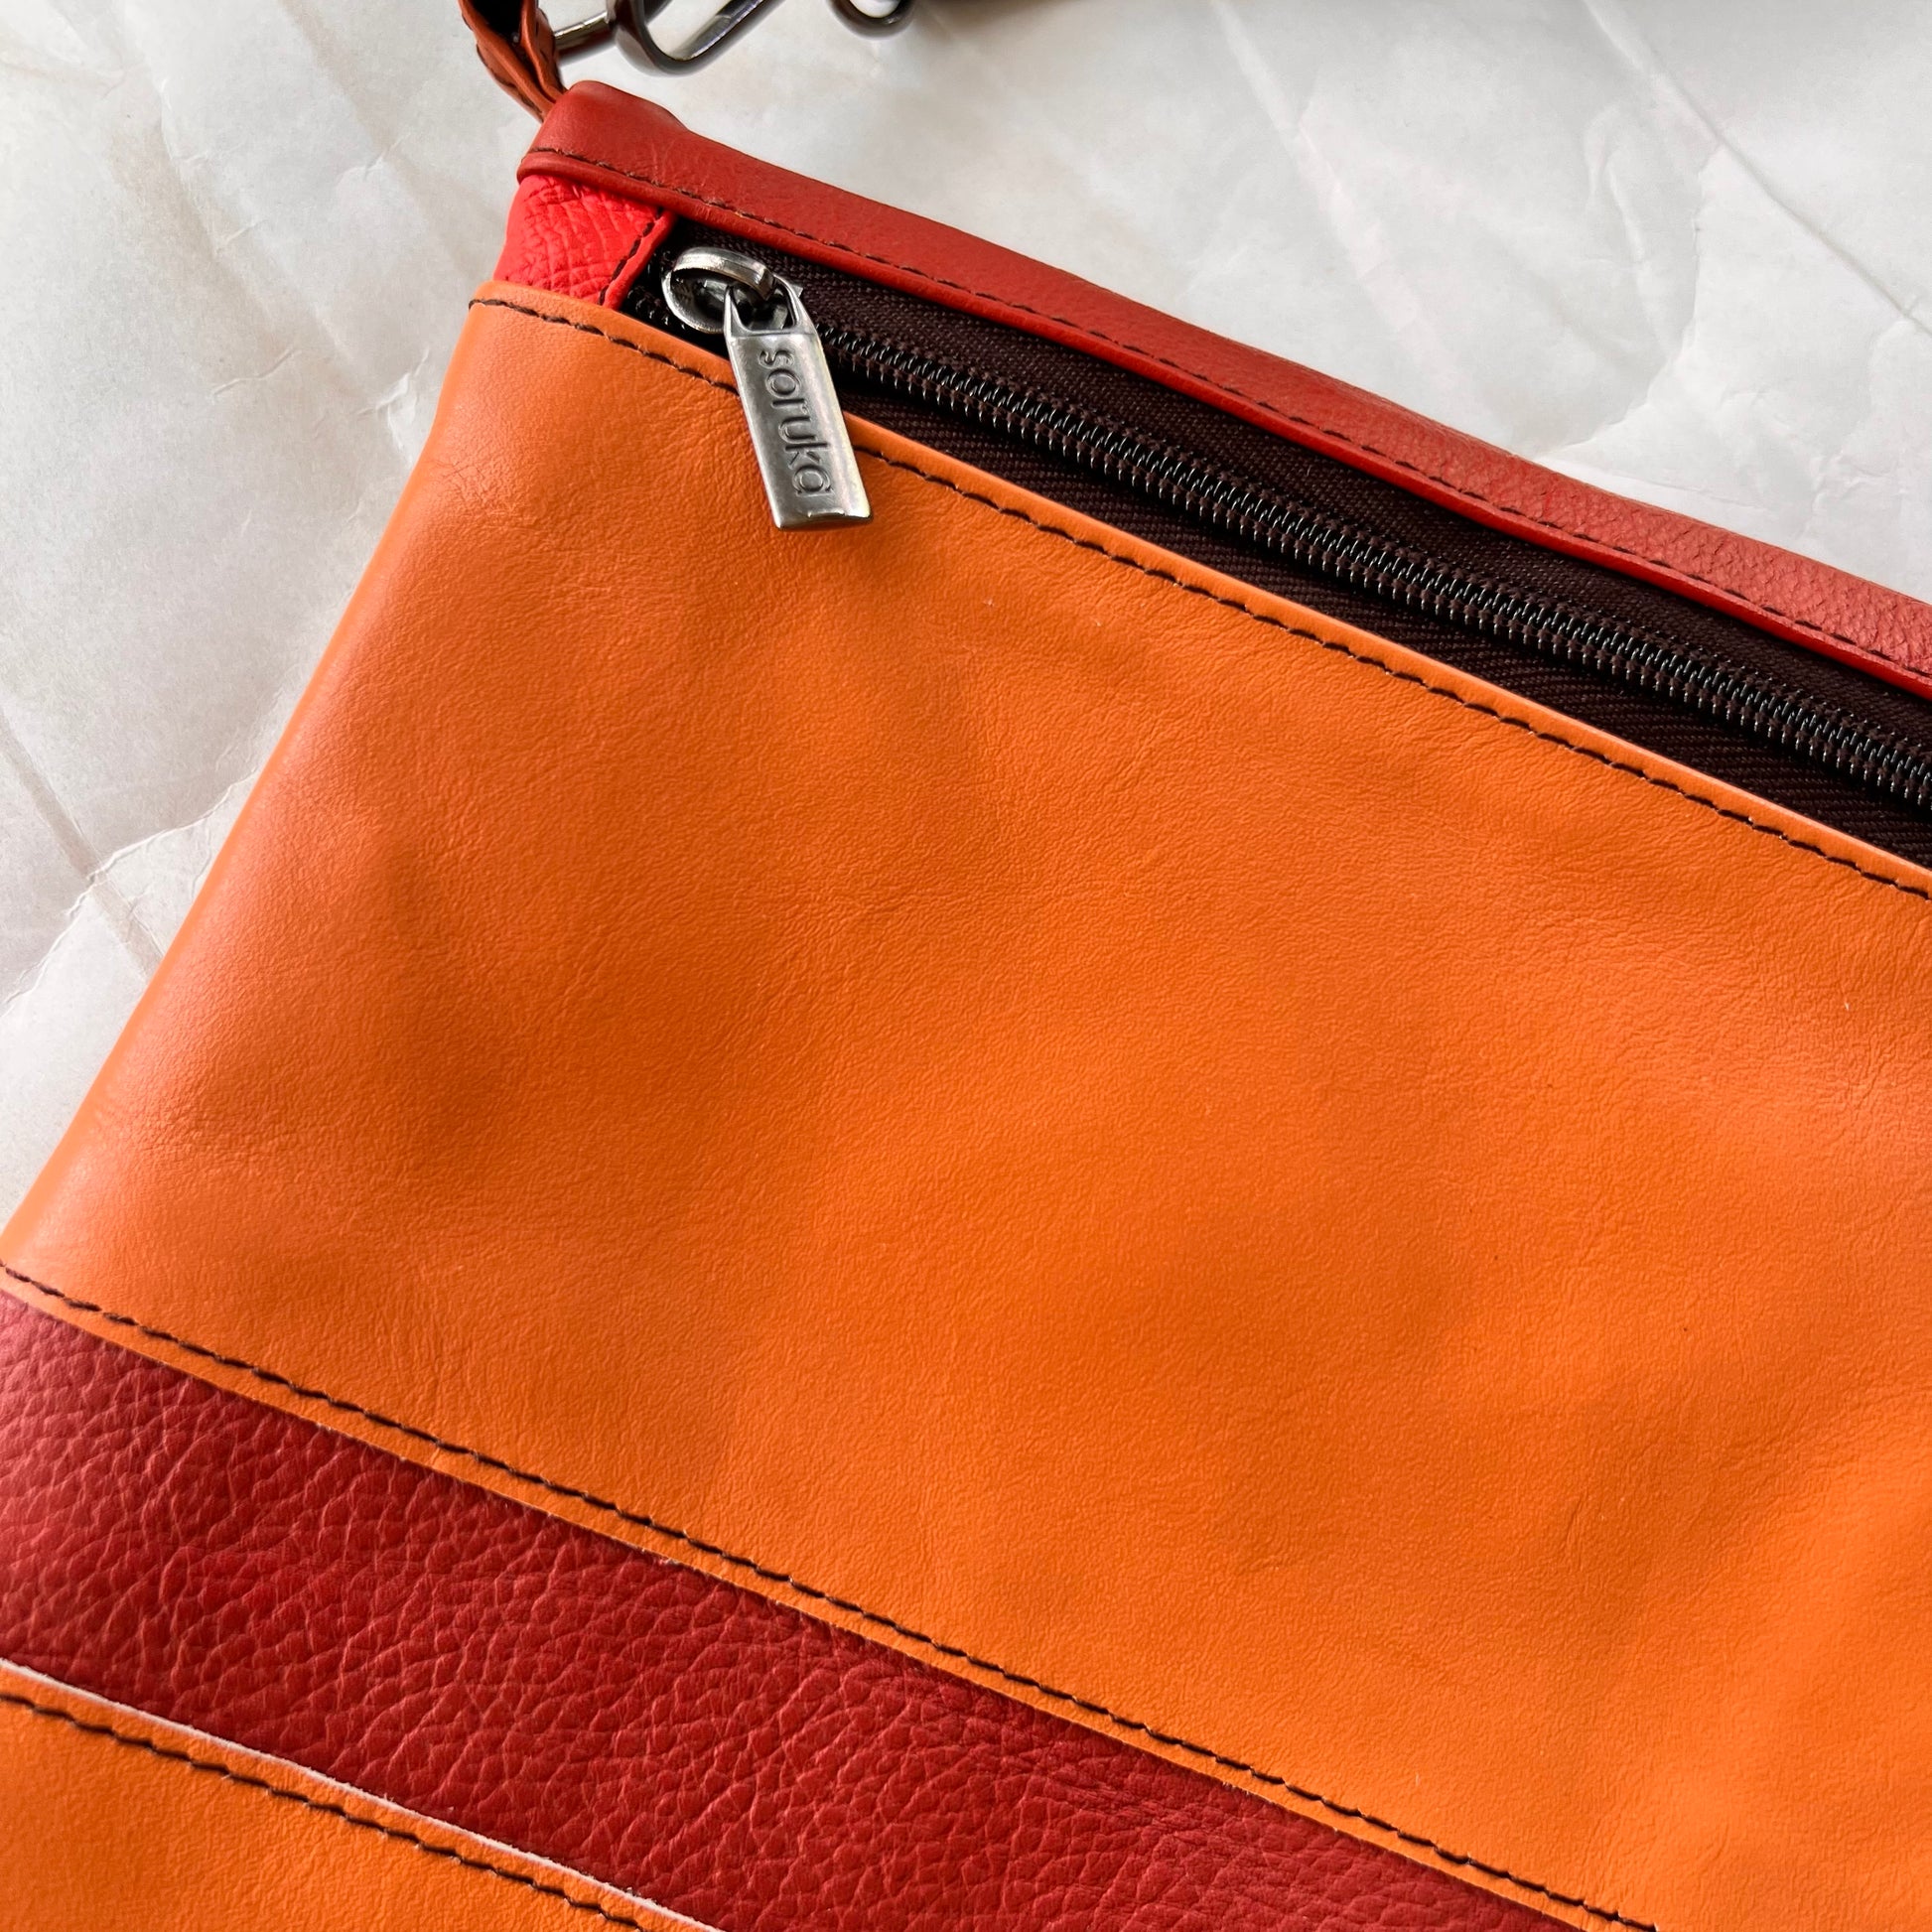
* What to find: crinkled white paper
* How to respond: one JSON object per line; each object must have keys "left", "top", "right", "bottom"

{"left": 5, "top": 0, "right": 1931, "bottom": 1214}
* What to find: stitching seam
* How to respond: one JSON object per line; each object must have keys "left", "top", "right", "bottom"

{"left": 3, "top": 1260, "right": 1651, "bottom": 1932}
{"left": 600, "top": 208, "right": 673, "bottom": 309}
{"left": 523, "top": 141, "right": 1904, "bottom": 665}
{"left": 29, "top": 287, "right": 1895, "bottom": 1932}
{"left": 0, "top": 1685, "right": 657, "bottom": 1930}
{"left": 473, "top": 294, "right": 1929, "bottom": 906}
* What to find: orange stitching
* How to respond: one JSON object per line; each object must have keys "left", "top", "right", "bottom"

{"left": 522, "top": 143, "right": 1914, "bottom": 667}
{"left": 0, "top": 1684, "right": 656, "bottom": 1929}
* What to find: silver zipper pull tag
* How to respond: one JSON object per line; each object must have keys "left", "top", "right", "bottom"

{"left": 661, "top": 247, "right": 871, "bottom": 532}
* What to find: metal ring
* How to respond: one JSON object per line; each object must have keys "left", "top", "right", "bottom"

{"left": 545, "top": 0, "right": 620, "bottom": 55}
{"left": 614, "top": 0, "right": 790, "bottom": 71}
{"left": 828, "top": 0, "right": 915, "bottom": 32}
{"left": 543, "top": 0, "right": 917, "bottom": 70}
{"left": 661, "top": 248, "right": 780, "bottom": 334}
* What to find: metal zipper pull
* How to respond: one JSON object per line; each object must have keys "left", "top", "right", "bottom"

{"left": 661, "top": 247, "right": 872, "bottom": 531}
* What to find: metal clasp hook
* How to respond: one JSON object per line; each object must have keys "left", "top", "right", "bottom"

{"left": 549, "top": 0, "right": 914, "bottom": 71}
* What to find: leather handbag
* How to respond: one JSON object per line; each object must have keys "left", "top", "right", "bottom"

{"left": 7, "top": 10, "right": 1932, "bottom": 1931}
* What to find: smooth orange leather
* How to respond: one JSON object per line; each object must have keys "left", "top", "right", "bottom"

{"left": 0, "top": 1662, "right": 689, "bottom": 1932}
{"left": 9, "top": 286, "right": 1932, "bottom": 1932}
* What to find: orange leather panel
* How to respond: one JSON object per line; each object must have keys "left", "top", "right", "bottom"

{"left": 0, "top": 1662, "right": 693, "bottom": 1932}
{"left": 9, "top": 286, "right": 1932, "bottom": 1932}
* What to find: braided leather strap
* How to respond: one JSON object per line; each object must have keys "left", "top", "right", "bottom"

{"left": 460, "top": 0, "right": 566, "bottom": 115}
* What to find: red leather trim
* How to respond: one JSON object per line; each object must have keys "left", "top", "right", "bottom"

{"left": 0, "top": 1290, "right": 1561, "bottom": 1932}
{"left": 494, "top": 171, "right": 671, "bottom": 309}
{"left": 519, "top": 82, "right": 1932, "bottom": 699}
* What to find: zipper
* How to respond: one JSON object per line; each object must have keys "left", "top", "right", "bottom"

{"left": 661, "top": 246, "right": 870, "bottom": 529}
{"left": 642, "top": 238, "right": 1932, "bottom": 865}
{"left": 840, "top": 327, "right": 1932, "bottom": 812}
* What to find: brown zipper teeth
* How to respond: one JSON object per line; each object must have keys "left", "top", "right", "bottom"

{"left": 631, "top": 244, "right": 1932, "bottom": 823}
{"left": 818, "top": 325, "right": 1932, "bottom": 816}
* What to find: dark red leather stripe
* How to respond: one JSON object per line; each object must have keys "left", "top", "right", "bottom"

{"left": 0, "top": 1292, "right": 1558, "bottom": 1932}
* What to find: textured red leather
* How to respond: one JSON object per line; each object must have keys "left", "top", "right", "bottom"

{"left": 0, "top": 1291, "right": 1554, "bottom": 1932}
{"left": 519, "top": 83, "right": 1932, "bottom": 693}
{"left": 494, "top": 170, "right": 669, "bottom": 307}
{"left": 0, "top": 1659, "right": 688, "bottom": 1932}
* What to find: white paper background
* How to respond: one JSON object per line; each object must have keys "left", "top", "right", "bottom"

{"left": 4, "top": 0, "right": 1930, "bottom": 1216}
